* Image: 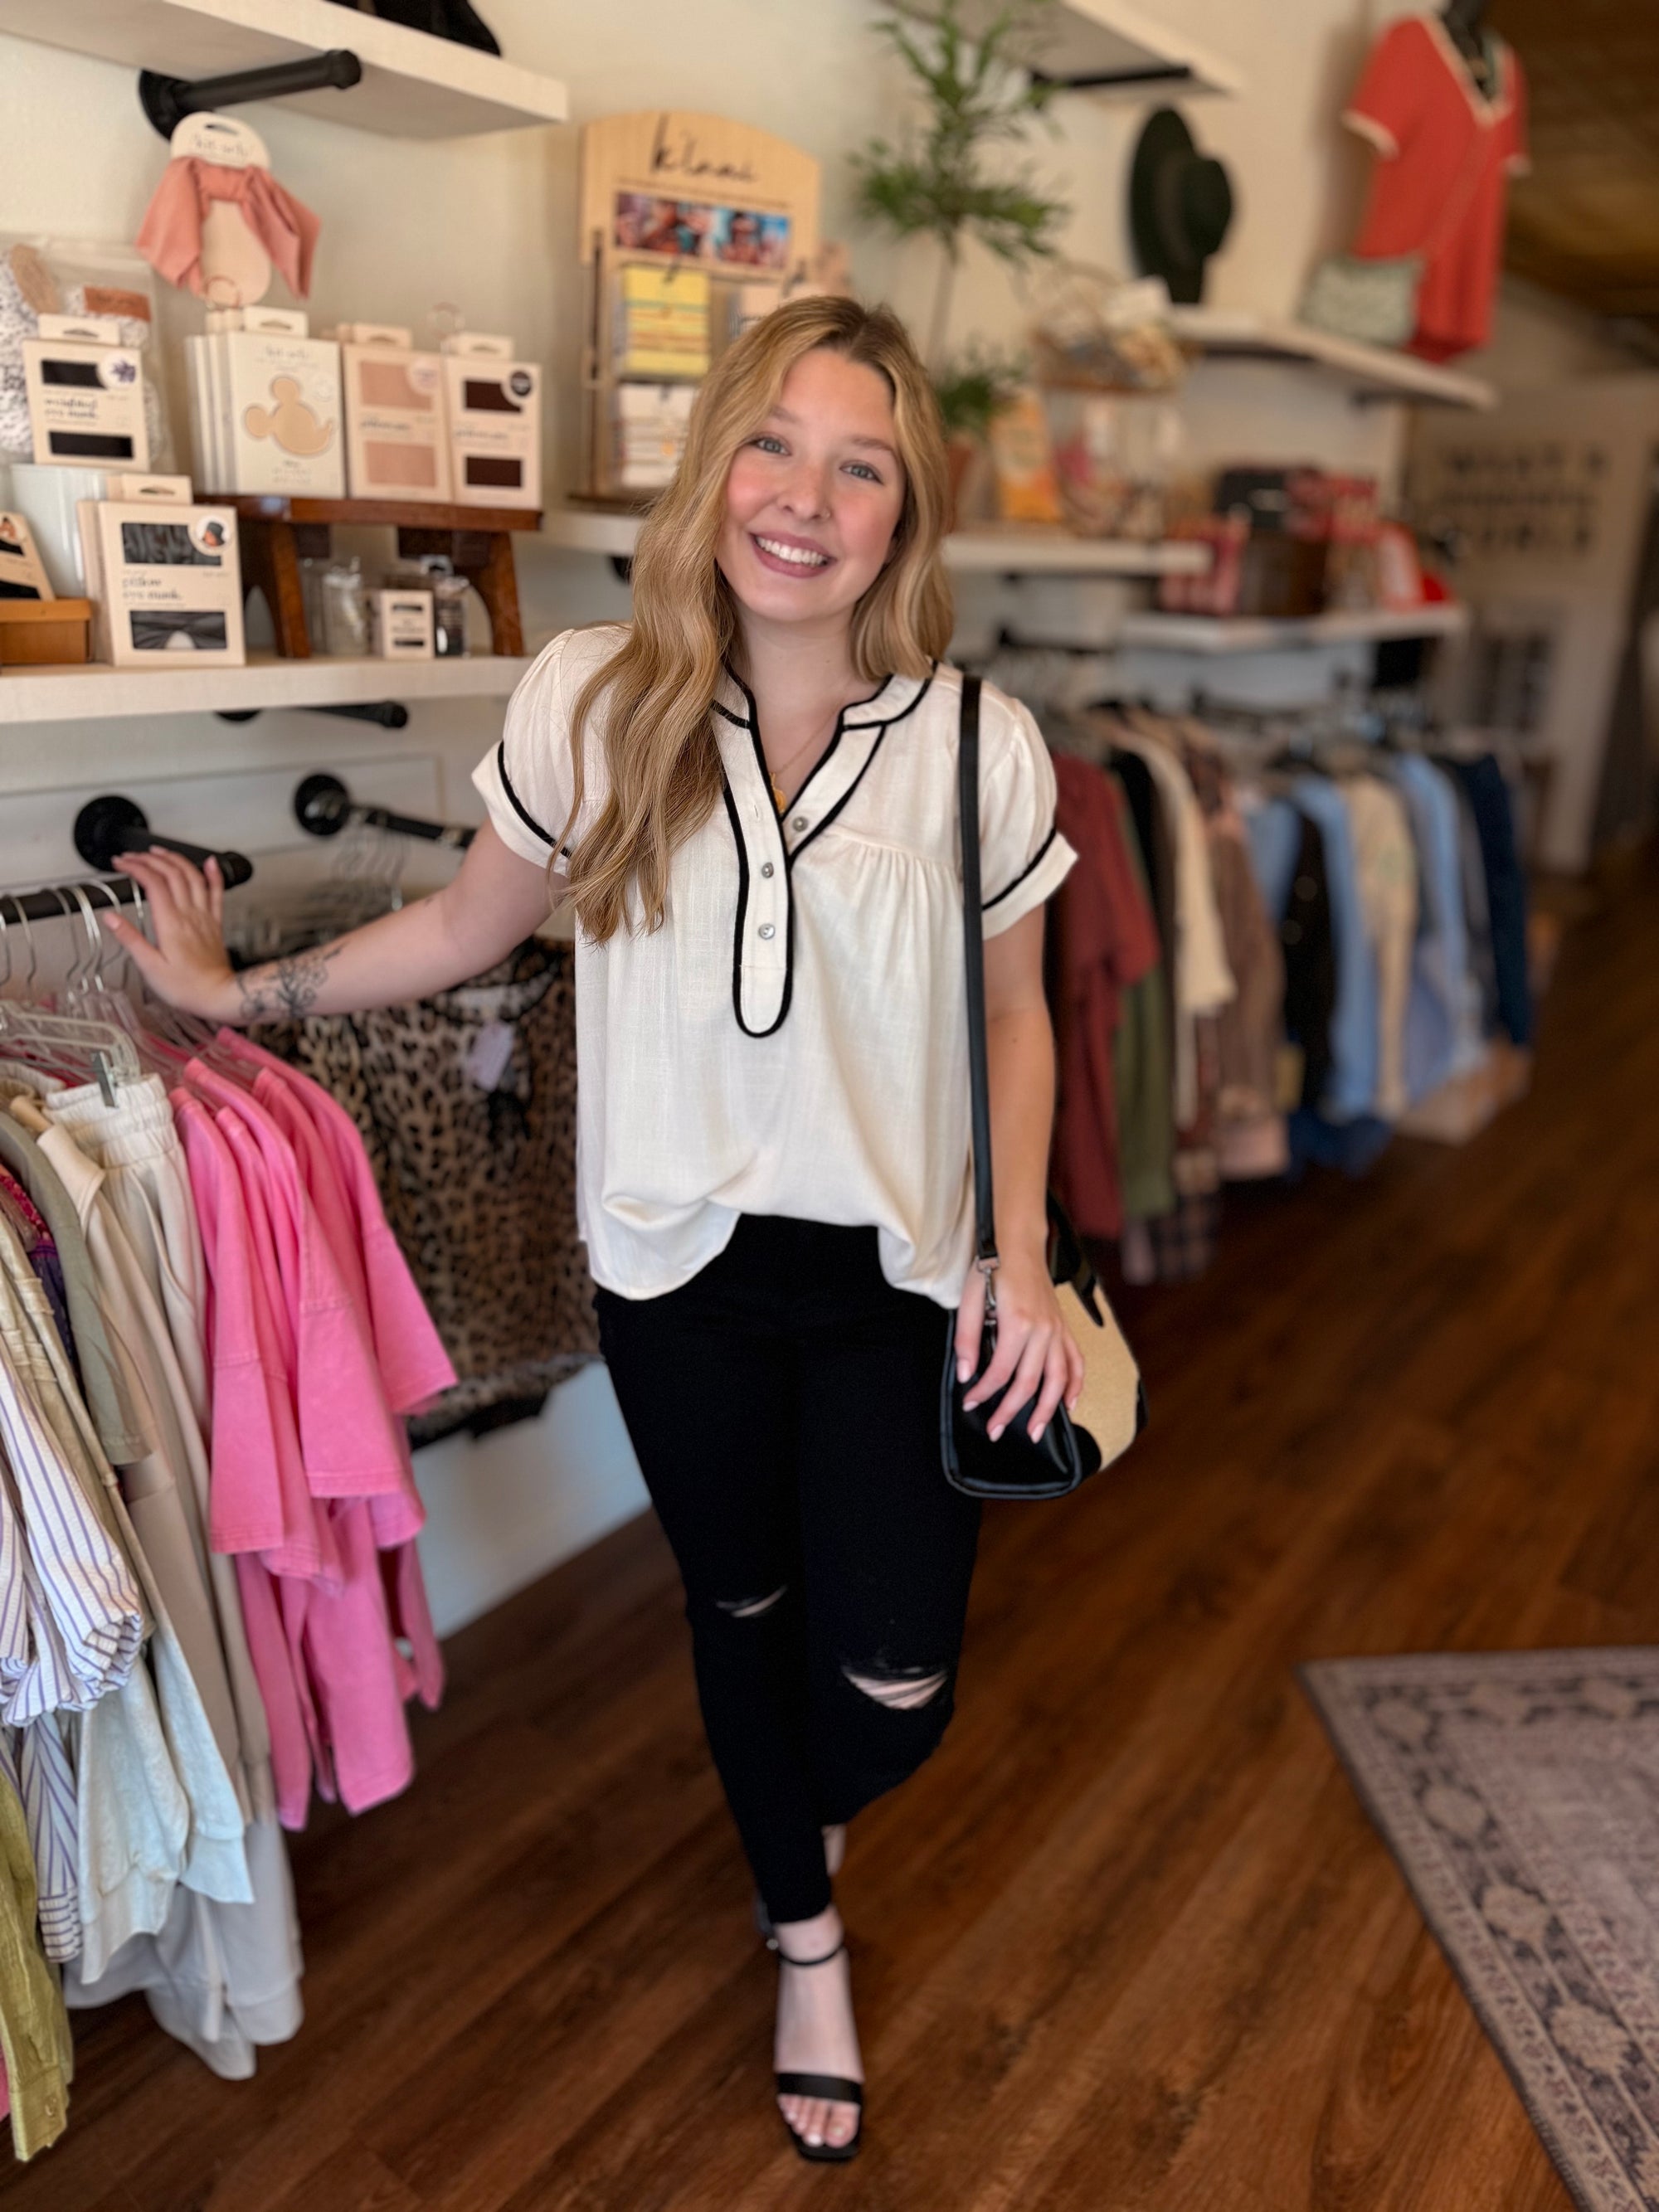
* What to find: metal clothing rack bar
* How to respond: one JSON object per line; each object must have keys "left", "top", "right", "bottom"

{"left": 0, "top": 875, "right": 146, "bottom": 927}
{"left": 139, "top": 51, "right": 363, "bottom": 139}
{"left": 293, "top": 772, "right": 474, "bottom": 851}
{"left": 70, "top": 794, "right": 256, "bottom": 887}
{"left": 1030, "top": 61, "right": 1194, "bottom": 91}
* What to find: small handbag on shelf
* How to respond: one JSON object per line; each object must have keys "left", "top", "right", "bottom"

{"left": 941, "top": 674, "right": 1146, "bottom": 1502}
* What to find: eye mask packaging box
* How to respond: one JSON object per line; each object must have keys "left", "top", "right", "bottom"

{"left": 22, "top": 330, "right": 151, "bottom": 471}
{"left": 76, "top": 497, "right": 246, "bottom": 666}
{"left": 186, "top": 307, "right": 344, "bottom": 496}
{"left": 367, "top": 586, "right": 435, "bottom": 658}
{"left": 341, "top": 333, "right": 452, "bottom": 503}
{"left": 222, "top": 332, "right": 345, "bottom": 497}
{"left": 440, "top": 337, "right": 541, "bottom": 509}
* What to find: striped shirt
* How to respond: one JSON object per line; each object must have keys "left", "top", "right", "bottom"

{"left": 0, "top": 1354, "right": 144, "bottom": 1723}
{"left": 1, "top": 1717, "right": 78, "bottom": 1960}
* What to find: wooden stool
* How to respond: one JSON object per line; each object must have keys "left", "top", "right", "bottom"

{"left": 230, "top": 497, "right": 542, "bottom": 659}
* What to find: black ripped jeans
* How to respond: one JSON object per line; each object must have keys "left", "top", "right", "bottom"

{"left": 596, "top": 1217, "right": 983, "bottom": 1924}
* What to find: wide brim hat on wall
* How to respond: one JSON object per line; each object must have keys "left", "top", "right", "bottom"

{"left": 1129, "top": 106, "right": 1235, "bottom": 306}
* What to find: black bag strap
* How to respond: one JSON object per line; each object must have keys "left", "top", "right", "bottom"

{"left": 958, "top": 675, "right": 999, "bottom": 1277}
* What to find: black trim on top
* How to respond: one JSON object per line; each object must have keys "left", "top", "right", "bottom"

{"left": 983, "top": 821, "right": 1059, "bottom": 912}
{"left": 789, "top": 673, "right": 936, "bottom": 865}
{"left": 722, "top": 769, "right": 795, "bottom": 1040}
{"left": 715, "top": 666, "right": 934, "bottom": 1040}
{"left": 722, "top": 775, "right": 753, "bottom": 1036}
{"left": 495, "top": 738, "right": 557, "bottom": 850}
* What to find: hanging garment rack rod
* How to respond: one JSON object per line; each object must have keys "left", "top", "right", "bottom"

{"left": 1030, "top": 61, "right": 1194, "bottom": 90}
{"left": 139, "top": 51, "right": 363, "bottom": 140}
{"left": 71, "top": 794, "right": 255, "bottom": 886}
{"left": 294, "top": 772, "right": 474, "bottom": 851}
{"left": 1, "top": 874, "right": 145, "bottom": 927}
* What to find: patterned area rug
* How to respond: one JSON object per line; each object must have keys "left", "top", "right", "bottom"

{"left": 1304, "top": 1650, "right": 1659, "bottom": 2212}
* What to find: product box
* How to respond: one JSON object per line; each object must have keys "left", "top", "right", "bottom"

{"left": 0, "top": 512, "right": 55, "bottom": 600}
{"left": 442, "top": 354, "right": 541, "bottom": 509}
{"left": 367, "top": 586, "right": 435, "bottom": 659}
{"left": 77, "top": 498, "right": 245, "bottom": 666}
{"left": 22, "top": 335, "right": 150, "bottom": 471}
{"left": 222, "top": 332, "right": 345, "bottom": 498}
{"left": 342, "top": 339, "right": 451, "bottom": 503}
{"left": 987, "top": 391, "right": 1063, "bottom": 527}
{"left": 614, "top": 382, "right": 695, "bottom": 491}
{"left": 186, "top": 319, "right": 344, "bottom": 497}
{"left": 616, "top": 266, "right": 711, "bottom": 379}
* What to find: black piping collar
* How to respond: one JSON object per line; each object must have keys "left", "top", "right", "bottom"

{"left": 713, "top": 669, "right": 937, "bottom": 1040}
{"left": 790, "top": 672, "right": 933, "bottom": 863}
{"left": 722, "top": 761, "right": 794, "bottom": 1039}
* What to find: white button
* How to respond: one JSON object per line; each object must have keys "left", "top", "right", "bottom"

{"left": 792, "top": 815, "right": 808, "bottom": 832}
{"left": 758, "top": 923, "right": 776, "bottom": 941}
{"left": 761, "top": 862, "right": 774, "bottom": 878}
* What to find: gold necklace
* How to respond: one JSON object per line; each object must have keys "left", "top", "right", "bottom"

{"left": 765, "top": 722, "right": 834, "bottom": 815}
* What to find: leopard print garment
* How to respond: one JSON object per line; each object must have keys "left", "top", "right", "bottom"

{"left": 259, "top": 938, "right": 599, "bottom": 1445}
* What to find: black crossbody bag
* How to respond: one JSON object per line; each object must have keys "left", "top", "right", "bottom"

{"left": 941, "top": 675, "right": 1146, "bottom": 1501}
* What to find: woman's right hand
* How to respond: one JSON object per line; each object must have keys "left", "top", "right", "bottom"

{"left": 101, "top": 848, "right": 241, "bottom": 1023}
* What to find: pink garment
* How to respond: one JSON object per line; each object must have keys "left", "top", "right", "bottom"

{"left": 173, "top": 1053, "right": 445, "bottom": 1826}
{"left": 234, "top": 1556, "right": 314, "bottom": 1833}
{"left": 172, "top": 1093, "right": 321, "bottom": 1578}
{"left": 187, "top": 1062, "right": 411, "bottom": 1505}
{"left": 219, "top": 1035, "right": 455, "bottom": 1413}
{"left": 136, "top": 157, "right": 321, "bottom": 299}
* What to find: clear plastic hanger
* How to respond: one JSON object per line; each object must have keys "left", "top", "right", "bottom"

{"left": 0, "top": 885, "right": 143, "bottom": 1098}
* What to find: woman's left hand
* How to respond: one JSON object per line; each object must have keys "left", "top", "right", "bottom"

{"left": 956, "top": 1242, "right": 1086, "bottom": 1443}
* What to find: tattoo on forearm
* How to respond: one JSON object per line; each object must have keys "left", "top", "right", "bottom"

{"left": 236, "top": 942, "right": 343, "bottom": 1023}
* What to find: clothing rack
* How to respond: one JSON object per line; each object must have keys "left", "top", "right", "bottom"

{"left": 293, "top": 772, "right": 474, "bottom": 851}
{"left": 71, "top": 795, "right": 255, "bottom": 885}
{"left": 139, "top": 51, "right": 363, "bottom": 140}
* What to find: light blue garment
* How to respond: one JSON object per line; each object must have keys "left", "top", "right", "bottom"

{"left": 1243, "top": 793, "right": 1302, "bottom": 922}
{"left": 1287, "top": 776, "right": 1378, "bottom": 1122}
{"left": 1391, "top": 755, "right": 1481, "bottom": 1101}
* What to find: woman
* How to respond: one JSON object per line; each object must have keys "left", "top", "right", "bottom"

{"left": 104, "top": 294, "right": 1082, "bottom": 2164}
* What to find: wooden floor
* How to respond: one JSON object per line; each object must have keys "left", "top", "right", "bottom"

{"left": 14, "top": 850, "right": 1659, "bottom": 2212}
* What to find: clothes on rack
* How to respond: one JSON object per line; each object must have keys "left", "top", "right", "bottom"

{"left": 1037, "top": 702, "right": 1534, "bottom": 1279}
{"left": 257, "top": 938, "right": 600, "bottom": 1446}
{"left": 0, "top": 982, "right": 455, "bottom": 2156}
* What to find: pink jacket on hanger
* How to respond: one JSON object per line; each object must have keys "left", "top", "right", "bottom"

{"left": 219, "top": 1035, "right": 455, "bottom": 1414}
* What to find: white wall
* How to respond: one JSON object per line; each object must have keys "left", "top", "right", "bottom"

{"left": 0, "top": 0, "right": 1633, "bottom": 1631}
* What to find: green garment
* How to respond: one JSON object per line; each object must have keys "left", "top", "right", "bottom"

{"left": 1107, "top": 790, "right": 1176, "bottom": 1223}
{"left": 0, "top": 1772, "right": 73, "bottom": 2159}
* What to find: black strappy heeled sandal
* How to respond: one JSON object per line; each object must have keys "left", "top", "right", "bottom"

{"left": 771, "top": 1937, "right": 864, "bottom": 2164}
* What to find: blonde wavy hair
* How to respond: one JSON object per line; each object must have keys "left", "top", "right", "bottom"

{"left": 562, "top": 294, "right": 952, "bottom": 942}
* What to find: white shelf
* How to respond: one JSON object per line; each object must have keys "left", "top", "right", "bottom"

{"left": 0, "top": 0, "right": 569, "bottom": 137}
{"left": 899, "top": 1, "right": 1243, "bottom": 99}
{"left": 1169, "top": 309, "right": 1496, "bottom": 411}
{"left": 0, "top": 651, "right": 531, "bottom": 725}
{"left": 946, "top": 528, "right": 1209, "bottom": 576}
{"left": 1117, "top": 604, "right": 1470, "bottom": 655}
{"left": 539, "top": 508, "right": 1211, "bottom": 578}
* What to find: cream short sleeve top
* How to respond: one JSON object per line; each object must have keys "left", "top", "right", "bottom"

{"left": 473, "top": 623, "right": 1075, "bottom": 1308}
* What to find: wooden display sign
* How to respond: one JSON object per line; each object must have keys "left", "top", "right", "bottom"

{"left": 578, "top": 111, "right": 820, "bottom": 277}
{"left": 577, "top": 111, "right": 823, "bottom": 505}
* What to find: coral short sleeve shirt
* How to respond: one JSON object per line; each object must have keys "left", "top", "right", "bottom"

{"left": 473, "top": 623, "right": 1074, "bottom": 1308}
{"left": 1345, "top": 14, "right": 1529, "bottom": 362}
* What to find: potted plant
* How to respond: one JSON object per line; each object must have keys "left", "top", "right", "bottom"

{"left": 932, "top": 341, "right": 1027, "bottom": 522}
{"left": 853, "top": 1, "right": 1069, "bottom": 373}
